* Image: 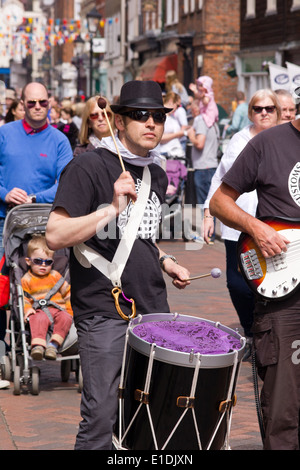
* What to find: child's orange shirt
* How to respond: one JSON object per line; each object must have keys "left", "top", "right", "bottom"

{"left": 21, "top": 270, "right": 73, "bottom": 316}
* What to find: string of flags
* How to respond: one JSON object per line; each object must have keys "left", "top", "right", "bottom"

{"left": 0, "top": 16, "right": 117, "bottom": 58}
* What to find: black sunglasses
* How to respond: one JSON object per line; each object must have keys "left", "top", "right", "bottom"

{"left": 121, "top": 110, "right": 166, "bottom": 124}
{"left": 252, "top": 105, "right": 276, "bottom": 114}
{"left": 26, "top": 99, "right": 49, "bottom": 109}
{"left": 30, "top": 258, "right": 54, "bottom": 266}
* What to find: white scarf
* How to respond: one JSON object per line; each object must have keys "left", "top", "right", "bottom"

{"left": 89, "top": 134, "right": 103, "bottom": 148}
{"left": 100, "top": 135, "right": 161, "bottom": 167}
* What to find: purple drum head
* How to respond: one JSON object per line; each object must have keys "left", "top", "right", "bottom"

{"left": 133, "top": 320, "right": 241, "bottom": 355}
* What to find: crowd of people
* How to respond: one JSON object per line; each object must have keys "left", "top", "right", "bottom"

{"left": 0, "top": 73, "right": 299, "bottom": 451}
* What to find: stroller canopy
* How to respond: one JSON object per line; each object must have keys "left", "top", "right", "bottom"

{"left": 3, "top": 204, "right": 52, "bottom": 264}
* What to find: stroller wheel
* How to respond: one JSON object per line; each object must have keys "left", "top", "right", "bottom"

{"left": 31, "top": 366, "right": 40, "bottom": 395}
{"left": 1, "top": 355, "right": 11, "bottom": 381}
{"left": 13, "top": 365, "right": 21, "bottom": 395}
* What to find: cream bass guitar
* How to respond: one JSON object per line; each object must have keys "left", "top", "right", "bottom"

{"left": 237, "top": 217, "right": 300, "bottom": 301}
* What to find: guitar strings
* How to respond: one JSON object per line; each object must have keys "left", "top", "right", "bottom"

{"left": 247, "top": 239, "right": 300, "bottom": 266}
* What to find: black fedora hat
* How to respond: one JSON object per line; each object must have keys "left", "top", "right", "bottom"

{"left": 111, "top": 80, "right": 173, "bottom": 113}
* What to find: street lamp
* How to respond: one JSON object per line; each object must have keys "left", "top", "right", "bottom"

{"left": 86, "top": 7, "right": 102, "bottom": 96}
{"left": 73, "top": 35, "right": 85, "bottom": 96}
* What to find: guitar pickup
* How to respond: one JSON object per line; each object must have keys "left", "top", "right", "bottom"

{"left": 272, "top": 253, "right": 287, "bottom": 271}
{"left": 240, "top": 249, "right": 263, "bottom": 280}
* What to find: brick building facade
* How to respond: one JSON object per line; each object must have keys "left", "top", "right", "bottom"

{"left": 177, "top": 0, "right": 240, "bottom": 113}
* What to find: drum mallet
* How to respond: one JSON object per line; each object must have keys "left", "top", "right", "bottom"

{"left": 183, "top": 267, "right": 221, "bottom": 282}
{"left": 97, "top": 96, "right": 126, "bottom": 172}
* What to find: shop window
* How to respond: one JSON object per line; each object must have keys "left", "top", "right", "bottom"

{"left": 291, "top": 0, "right": 300, "bottom": 10}
{"left": 183, "top": 0, "right": 201, "bottom": 15}
{"left": 166, "top": 0, "right": 179, "bottom": 24}
{"left": 245, "top": 0, "right": 256, "bottom": 18}
{"left": 266, "top": 0, "right": 277, "bottom": 15}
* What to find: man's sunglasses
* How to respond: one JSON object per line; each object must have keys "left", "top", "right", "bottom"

{"left": 26, "top": 99, "right": 49, "bottom": 109}
{"left": 30, "top": 258, "right": 54, "bottom": 266}
{"left": 89, "top": 111, "right": 112, "bottom": 120}
{"left": 121, "top": 110, "right": 166, "bottom": 124}
{"left": 252, "top": 105, "right": 276, "bottom": 114}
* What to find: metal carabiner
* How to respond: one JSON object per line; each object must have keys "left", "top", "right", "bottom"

{"left": 111, "top": 286, "right": 137, "bottom": 321}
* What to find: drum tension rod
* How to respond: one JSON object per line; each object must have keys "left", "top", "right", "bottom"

{"left": 218, "top": 394, "right": 237, "bottom": 413}
{"left": 134, "top": 389, "right": 150, "bottom": 404}
{"left": 176, "top": 396, "right": 195, "bottom": 409}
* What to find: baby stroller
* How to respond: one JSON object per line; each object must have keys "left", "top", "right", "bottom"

{"left": 160, "top": 158, "right": 187, "bottom": 240}
{"left": 0, "top": 204, "right": 82, "bottom": 395}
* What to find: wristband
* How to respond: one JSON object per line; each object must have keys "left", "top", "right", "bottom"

{"left": 159, "top": 255, "right": 178, "bottom": 272}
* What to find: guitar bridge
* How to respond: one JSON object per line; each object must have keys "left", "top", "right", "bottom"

{"left": 240, "top": 249, "right": 263, "bottom": 280}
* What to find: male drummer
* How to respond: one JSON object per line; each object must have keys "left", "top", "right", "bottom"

{"left": 46, "top": 80, "right": 190, "bottom": 450}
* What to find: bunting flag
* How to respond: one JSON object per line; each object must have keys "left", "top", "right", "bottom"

{"left": 0, "top": 16, "right": 115, "bottom": 58}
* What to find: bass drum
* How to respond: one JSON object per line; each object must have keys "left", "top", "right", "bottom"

{"left": 116, "top": 313, "right": 245, "bottom": 451}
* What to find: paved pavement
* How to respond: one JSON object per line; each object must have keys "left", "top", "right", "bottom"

{"left": 0, "top": 238, "right": 263, "bottom": 451}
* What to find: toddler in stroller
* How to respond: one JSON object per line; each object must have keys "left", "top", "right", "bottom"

{"left": 0, "top": 203, "right": 81, "bottom": 395}
{"left": 22, "top": 234, "right": 73, "bottom": 361}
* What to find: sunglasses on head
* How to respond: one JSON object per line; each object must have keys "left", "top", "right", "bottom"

{"left": 121, "top": 110, "right": 166, "bottom": 124}
{"left": 252, "top": 105, "right": 276, "bottom": 114}
{"left": 89, "top": 111, "right": 112, "bottom": 120}
{"left": 30, "top": 258, "right": 54, "bottom": 266}
{"left": 26, "top": 99, "right": 49, "bottom": 109}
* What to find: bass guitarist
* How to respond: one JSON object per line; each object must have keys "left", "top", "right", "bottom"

{"left": 210, "top": 114, "right": 300, "bottom": 450}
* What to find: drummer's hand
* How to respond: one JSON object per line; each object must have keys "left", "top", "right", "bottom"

{"left": 111, "top": 171, "right": 137, "bottom": 216}
{"left": 163, "top": 259, "right": 190, "bottom": 289}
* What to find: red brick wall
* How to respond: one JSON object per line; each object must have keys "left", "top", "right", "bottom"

{"left": 178, "top": 0, "right": 240, "bottom": 114}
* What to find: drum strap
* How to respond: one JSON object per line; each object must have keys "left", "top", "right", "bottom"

{"left": 74, "top": 166, "right": 151, "bottom": 321}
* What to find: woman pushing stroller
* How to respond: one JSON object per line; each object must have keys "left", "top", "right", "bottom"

{"left": 21, "top": 234, "right": 73, "bottom": 361}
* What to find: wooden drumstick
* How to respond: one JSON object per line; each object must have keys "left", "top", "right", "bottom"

{"left": 97, "top": 97, "right": 126, "bottom": 172}
{"left": 183, "top": 268, "right": 222, "bottom": 282}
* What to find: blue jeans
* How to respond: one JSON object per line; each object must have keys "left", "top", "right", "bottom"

{"left": 225, "top": 239, "right": 254, "bottom": 337}
{"left": 194, "top": 168, "right": 216, "bottom": 204}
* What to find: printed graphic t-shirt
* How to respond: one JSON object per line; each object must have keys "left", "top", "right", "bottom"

{"left": 222, "top": 122, "right": 300, "bottom": 219}
{"left": 52, "top": 148, "right": 170, "bottom": 323}
{"left": 222, "top": 121, "right": 300, "bottom": 313}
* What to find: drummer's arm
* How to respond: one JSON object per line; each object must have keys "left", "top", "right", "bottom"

{"left": 156, "top": 246, "right": 190, "bottom": 290}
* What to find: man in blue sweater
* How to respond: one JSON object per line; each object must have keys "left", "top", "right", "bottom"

{"left": 0, "top": 82, "right": 73, "bottom": 355}
{"left": 0, "top": 82, "right": 73, "bottom": 253}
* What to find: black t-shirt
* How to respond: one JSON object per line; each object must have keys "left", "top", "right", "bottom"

{"left": 223, "top": 122, "right": 300, "bottom": 219}
{"left": 52, "top": 148, "right": 170, "bottom": 323}
{"left": 223, "top": 121, "right": 300, "bottom": 313}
